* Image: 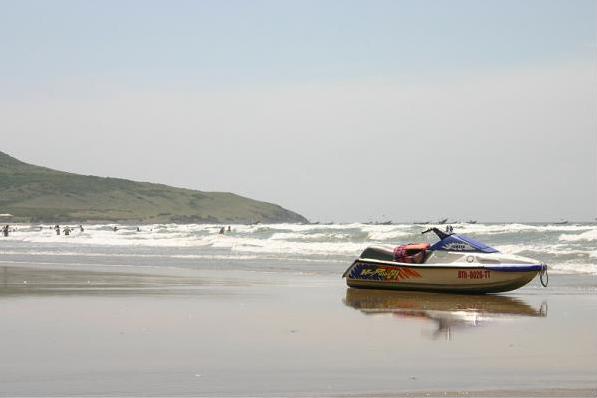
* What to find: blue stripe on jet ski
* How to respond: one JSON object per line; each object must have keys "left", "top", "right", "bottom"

{"left": 485, "top": 265, "right": 544, "bottom": 272}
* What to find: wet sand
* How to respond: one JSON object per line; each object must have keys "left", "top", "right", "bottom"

{"left": 0, "top": 263, "right": 596, "bottom": 397}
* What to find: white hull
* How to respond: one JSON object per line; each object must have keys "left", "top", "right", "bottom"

{"left": 343, "top": 258, "right": 543, "bottom": 294}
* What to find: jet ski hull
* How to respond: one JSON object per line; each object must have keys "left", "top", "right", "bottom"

{"left": 344, "top": 259, "right": 543, "bottom": 294}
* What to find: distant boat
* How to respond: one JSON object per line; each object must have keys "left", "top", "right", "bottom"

{"left": 467, "top": 220, "right": 477, "bottom": 224}
{"left": 437, "top": 218, "right": 448, "bottom": 225}
{"left": 379, "top": 221, "right": 393, "bottom": 225}
{"left": 553, "top": 220, "right": 568, "bottom": 225}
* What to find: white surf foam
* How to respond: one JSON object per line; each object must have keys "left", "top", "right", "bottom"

{"left": 559, "top": 229, "right": 597, "bottom": 242}
{"left": 548, "top": 262, "right": 597, "bottom": 275}
{"left": 2, "top": 222, "right": 596, "bottom": 274}
{"left": 366, "top": 230, "right": 413, "bottom": 241}
{"left": 496, "top": 244, "right": 596, "bottom": 257}
{"left": 230, "top": 238, "right": 365, "bottom": 256}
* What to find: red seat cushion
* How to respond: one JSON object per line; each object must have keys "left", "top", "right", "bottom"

{"left": 393, "top": 243, "right": 430, "bottom": 263}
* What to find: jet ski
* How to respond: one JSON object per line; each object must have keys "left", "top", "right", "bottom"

{"left": 343, "top": 227, "right": 548, "bottom": 294}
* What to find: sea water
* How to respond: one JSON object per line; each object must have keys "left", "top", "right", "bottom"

{"left": 1, "top": 222, "right": 596, "bottom": 275}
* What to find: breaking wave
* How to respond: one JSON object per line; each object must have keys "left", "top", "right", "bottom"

{"left": 560, "top": 229, "right": 597, "bottom": 242}
{"left": 1, "top": 222, "right": 596, "bottom": 274}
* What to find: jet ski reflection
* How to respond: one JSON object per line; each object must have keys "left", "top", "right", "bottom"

{"left": 344, "top": 288, "right": 546, "bottom": 340}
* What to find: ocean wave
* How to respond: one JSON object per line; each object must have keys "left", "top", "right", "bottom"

{"left": 269, "top": 232, "right": 353, "bottom": 241}
{"left": 366, "top": 230, "right": 413, "bottom": 241}
{"left": 547, "top": 262, "right": 597, "bottom": 275}
{"left": 495, "top": 244, "right": 596, "bottom": 257}
{"left": 230, "top": 238, "right": 365, "bottom": 256}
{"left": 559, "top": 229, "right": 597, "bottom": 242}
{"left": 452, "top": 223, "right": 594, "bottom": 236}
{"left": 2, "top": 222, "right": 596, "bottom": 275}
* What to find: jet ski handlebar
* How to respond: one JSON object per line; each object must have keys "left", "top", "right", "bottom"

{"left": 421, "top": 227, "right": 451, "bottom": 240}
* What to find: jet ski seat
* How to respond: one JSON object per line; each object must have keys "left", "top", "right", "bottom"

{"left": 393, "top": 243, "right": 430, "bottom": 264}
{"left": 359, "top": 246, "right": 395, "bottom": 262}
{"left": 359, "top": 243, "right": 430, "bottom": 264}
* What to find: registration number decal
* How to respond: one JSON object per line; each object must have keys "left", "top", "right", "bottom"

{"left": 458, "top": 270, "right": 491, "bottom": 279}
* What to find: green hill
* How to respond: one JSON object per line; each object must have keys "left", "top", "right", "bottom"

{"left": 0, "top": 151, "right": 308, "bottom": 224}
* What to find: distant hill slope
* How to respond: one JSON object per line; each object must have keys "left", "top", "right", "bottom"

{"left": 0, "top": 151, "right": 308, "bottom": 224}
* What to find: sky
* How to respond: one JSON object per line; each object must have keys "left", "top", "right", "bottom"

{"left": 1, "top": 0, "right": 596, "bottom": 222}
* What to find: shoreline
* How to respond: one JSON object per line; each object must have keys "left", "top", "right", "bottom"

{"left": 338, "top": 388, "right": 597, "bottom": 397}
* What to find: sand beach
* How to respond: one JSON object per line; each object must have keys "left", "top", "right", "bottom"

{"left": 1, "top": 258, "right": 596, "bottom": 397}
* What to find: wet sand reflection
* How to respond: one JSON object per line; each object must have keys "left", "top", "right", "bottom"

{"left": 344, "top": 288, "right": 547, "bottom": 340}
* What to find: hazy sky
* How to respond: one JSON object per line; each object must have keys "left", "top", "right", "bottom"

{"left": 1, "top": 0, "right": 595, "bottom": 222}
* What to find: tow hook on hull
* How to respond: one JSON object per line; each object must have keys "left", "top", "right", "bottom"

{"left": 540, "top": 264, "right": 549, "bottom": 287}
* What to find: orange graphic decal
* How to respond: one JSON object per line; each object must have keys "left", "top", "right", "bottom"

{"left": 356, "top": 264, "right": 421, "bottom": 282}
